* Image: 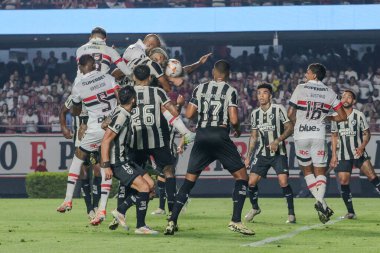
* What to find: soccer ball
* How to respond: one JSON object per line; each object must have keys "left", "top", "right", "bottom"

{"left": 165, "top": 59, "right": 183, "bottom": 77}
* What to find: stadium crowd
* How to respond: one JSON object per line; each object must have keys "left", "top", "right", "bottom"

{"left": 1, "top": 44, "right": 380, "bottom": 133}
{"left": 0, "top": 0, "right": 379, "bottom": 9}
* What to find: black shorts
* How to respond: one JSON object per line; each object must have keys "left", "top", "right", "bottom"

{"left": 187, "top": 127, "right": 244, "bottom": 174}
{"left": 111, "top": 162, "right": 145, "bottom": 188}
{"left": 129, "top": 146, "right": 175, "bottom": 173}
{"left": 335, "top": 153, "right": 370, "bottom": 173}
{"left": 250, "top": 155, "right": 289, "bottom": 178}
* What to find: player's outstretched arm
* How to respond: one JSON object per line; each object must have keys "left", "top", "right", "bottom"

{"left": 111, "top": 68, "right": 125, "bottom": 81}
{"left": 100, "top": 129, "right": 116, "bottom": 180}
{"left": 326, "top": 106, "right": 347, "bottom": 122}
{"left": 185, "top": 103, "right": 197, "bottom": 120}
{"left": 183, "top": 53, "right": 212, "bottom": 74}
{"left": 158, "top": 75, "right": 172, "bottom": 92}
{"left": 59, "top": 104, "right": 72, "bottom": 139}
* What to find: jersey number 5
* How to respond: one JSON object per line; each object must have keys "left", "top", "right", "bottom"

{"left": 306, "top": 101, "right": 324, "bottom": 120}
{"left": 97, "top": 91, "right": 111, "bottom": 112}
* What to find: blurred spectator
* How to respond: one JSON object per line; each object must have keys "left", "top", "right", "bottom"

{"left": 22, "top": 108, "right": 38, "bottom": 133}
{"left": 46, "top": 51, "right": 58, "bottom": 79}
{"left": 49, "top": 107, "right": 61, "bottom": 133}
{"left": 34, "top": 158, "right": 48, "bottom": 172}
{"left": 357, "top": 73, "right": 373, "bottom": 104}
{"left": 344, "top": 65, "right": 358, "bottom": 80}
{"left": 33, "top": 50, "right": 46, "bottom": 81}
{"left": 212, "top": 0, "right": 225, "bottom": 7}
{"left": 250, "top": 46, "right": 265, "bottom": 71}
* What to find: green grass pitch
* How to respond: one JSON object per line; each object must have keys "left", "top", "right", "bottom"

{"left": 0, "top": 198, "right": 379, "bottom": 253}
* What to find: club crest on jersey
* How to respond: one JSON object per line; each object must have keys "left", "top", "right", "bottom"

{"left": 93, "top": 53, "right": 101, "bottom": 61}
{"left": 269, "top": 114, "right": 274, "bottom": 119}
{"left": 115, "top": 124, "right": 121, "bottom": 130}
{"left": 351, "top": 120, "right": 356, "bottom": 126}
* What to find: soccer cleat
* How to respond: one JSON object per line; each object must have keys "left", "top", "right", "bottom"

{"left": 111, "top": 209, "right": 129, "bottom": 230}
{"left": 108, "top": 218, "right": 119, "bottom": 230}
{"left": 286, "top": 214, "right": 296, "bottom": 224}
{"left": 314, "top": 201, "right": 329, "bottom": 224}
{"left": 90, "top": 210, "right": 106, "bottom": 226}
{"left": 184, "top": 132, "right": 196, "bottom": 145}
{"left": 164, "top": 221, "right": 176, "bottom": 235}
{"left": 244, "top": 208, "right": 261, "bottom": 222}
{"left": 56, "top": 201, "right": 72, "bottom": 213}
{"left": 135, "top": 226, "right": 159, "bottom": 235}
{"left": 340, "top": 213, "right": 357, "bottom": 220}
{"left": 88, "top": 210, "right": 96, "bottom": 220}
{"left": 326, "top": 206, "right": 334, "bottom": 219}
{"left": 151, "top": 208, "right": 166, "bottom": 215}
{"left": 228, "top": 221, "right": 255, "bottom": 235}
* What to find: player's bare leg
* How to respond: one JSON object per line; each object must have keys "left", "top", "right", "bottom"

{"left": 360, "top": 160, "right": 380, "bottom": 193}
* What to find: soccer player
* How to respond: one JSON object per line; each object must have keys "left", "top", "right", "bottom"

{"left": 76, "top": 27, "right": 131, "bottom": 79}
{"left": 151, "top": 95, "right": 186, "bottom": 216}
{"left": 288, "top": 63, "right": 347, "bottom": 223}
{"left": 164, "top": 60, "right": 254, "bottom": 236}
{"left": 59, "top": 96, "right": 102, "bottom": 219}
{"left": 330, "top": 90, "right": 380, "bottom": 219}
{"left": 95, "top": 86, "right": 158, "bottom": 234}
{"left": 244, "top": 83, "right": 295, "bottom": 224}
{"left": 57, "top": 55, "right": 119, "bottom": 220}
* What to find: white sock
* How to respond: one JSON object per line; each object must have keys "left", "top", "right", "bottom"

{"left": 304, "top": 174, "right": 319, "bottom": 201}
{"left": 98, "top": 169, "right": 112, "bottom": 212}
{"left": 316, "top": 175, "right": 328, "bottom": 209}
{"left": 64, "top": 155, "right": 83, "bottom": 202}
{"left": 162, "top": 110, "right": 191, "bottom": 135}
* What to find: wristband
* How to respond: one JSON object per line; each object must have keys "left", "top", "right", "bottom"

{"left": 100, "top": 161, "right": 110, "bottom": 168}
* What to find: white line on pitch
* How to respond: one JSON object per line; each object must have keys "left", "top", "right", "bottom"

{"left": 241, "top": 218, "right": 343, "bottom": 247}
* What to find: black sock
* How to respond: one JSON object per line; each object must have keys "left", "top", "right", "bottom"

{"left": 117, "top": 189, "right": 138, "bottom": 214}
{"left": 169, "top": 179, "right": 195, "bottom": 224}
{"left": 81, "top": 178, "right": 93, "bottom": 213}
{"left": 157, "top": 180, "right": 166, "bottom": 210}
{"left": 136, "top": 192, "right": 149, "bottom": 228}
{"left": 165, "top": 177, "right": 176, "bottom": 212}
{"left": 248, "top": 185, "right": 259, "bottom": 210}
{"left": 370, "top": 177, "right": 380, "bottom": 192}
{"left": 282, "top": 185, "right": 295, "bottom": 215}
{"left": 117, "top": 185, "right": 126, "bottom": 207}
{"left": 341, "top": 184, "right": 355, "bottom": 214}
{"left": 232, "top": 180, "right": 248, "bottom": 223}
{"left": 92, "top": 176, "right": 102, "bottom": 208}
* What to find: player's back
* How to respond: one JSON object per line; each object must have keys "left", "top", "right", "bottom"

{"left": 72, "top": 70, "right": 119, "bottom": 132}
{"left": 191, "top": 80, "right": 238, "bottom": 129}
{"left": 130, "top": 85, "right": 170, "bottom": 150}
{"left": 76, "top": 38, "right": 124, "bottom": 75}
{"left": 123, "top": 39, "right": 146, "bottom": 63}
{"left": 289, "top": 80, "right": 341, "bottom": 140}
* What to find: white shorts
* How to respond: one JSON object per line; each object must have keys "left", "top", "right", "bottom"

{"left": 294, "top": 139, "right": 327, "bottom": 167}
{"left": 79, "top": 130, "right": 105, "bottom": 153}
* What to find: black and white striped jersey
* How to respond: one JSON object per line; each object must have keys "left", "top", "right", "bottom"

{"left": 190, "top": 81, "right": 238, "bottom": 128}
{"left": 108, "top": 106, "right": 132, "bottom": 166}
{"left": 64, "top": 95, "right": 88, "bottom": 147}
{"left": 331, "top": 109, "right": 370, "bottom": 160}
{"left": 126, "top": 57, "right": 164, "bottom": 80}
{"left": 130, "top": 85, "right": 170, "bottom": 150}
{"left": 251, "top": 104, "right": 289, "bottom": 157}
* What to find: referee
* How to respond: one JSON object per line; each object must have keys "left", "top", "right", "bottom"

{"left": 164, "top": 60, "right": 254, "bottom": 236}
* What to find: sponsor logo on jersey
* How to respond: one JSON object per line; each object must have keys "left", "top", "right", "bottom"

{"left": 339, "top": 128, "right": 356, "bottom": 136}
{"left": 258, "top": 123, "right": 275, "bottom": 132}
{"left": 82, "top": 75, "right": 105, "bottom": 86}
{"left": 299, "top": 124, "right": 320, "bottom": 132}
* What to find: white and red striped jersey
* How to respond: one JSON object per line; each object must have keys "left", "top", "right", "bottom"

{"left": 122, "top": 39, "right": 146, "bottom": 63}
{"left": 289, "top": 80, "right": 342, "bottom": 140}
{"left": 76, "top": 38, "right": 131, "bottom": 79}
{"left": 71, "top": 70, "right": 119, "bottom": 132}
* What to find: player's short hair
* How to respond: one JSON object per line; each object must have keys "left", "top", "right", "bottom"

{"left": 308, "top": 63, "right": 326, "bottom": 81}
{"left": 78, "top": 54, "right": 95, "bottom": 66}
{"left": 149, "top": 47, "right": 168, "bottom": 60}
{"left": 257, "top": 83, "right": 273, "bottom": 94}
{"left": 91, "top": 27, "right": 107, "bottom": 38}
{"left": 214, "top": 60, "right": 230, "bottom": 76}
{"left": 39, "top": 158, "right": 46, "bottom": 163}
{"left": 143, "top": 34, "right": 161, "bottom": 47}
{"left": 119, "top": 86, "right": 136, "bottom": 105}
{"left": 343, "top": 89, "right": 357, "bottom": 100}
{"left": 133, "top": 65, "right": 151, "bottom": 81}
